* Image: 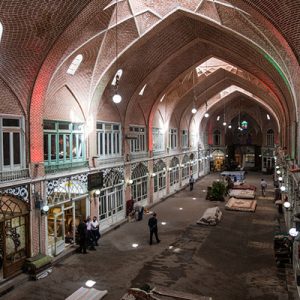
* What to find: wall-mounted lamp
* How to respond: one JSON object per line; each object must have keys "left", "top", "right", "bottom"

{"left": 276, "top": 166, "right": 280, "bottom": 169}
{"left": 278, "top": 176, "right": 283, "bottom": 182}
{"left": 283, "top": 201, "right": 291, "bottom": 208}
{"left": 41, "top": 205, "right": 50, "bottom": 215}
{"left": 168, "top": 167, "right": 172, "bottom": 171}
{"left": 280, "top": 186, "right": 286, "bottom": 192}
{"left": 151, "top": 173, "right": 156, "bottom": 177}
{"left": 289, "top": 227, "right": 298, "bottom": 237}
{"left": 127, "top": 179, "right": 133, "bottom": 185}
{"left": 276, "top": 170, "right": 281, "bottom": 175}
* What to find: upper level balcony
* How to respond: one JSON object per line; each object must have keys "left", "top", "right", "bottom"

{"left": 0, "top": 168, "right": 30, "bottom": 183}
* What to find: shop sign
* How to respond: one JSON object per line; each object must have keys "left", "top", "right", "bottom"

{"left": 88, "top": 172, "right": 103, "bottom": 191}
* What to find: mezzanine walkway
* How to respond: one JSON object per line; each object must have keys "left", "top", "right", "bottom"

{"left": 1, "top": 172, "right": 298, "bottom": 300}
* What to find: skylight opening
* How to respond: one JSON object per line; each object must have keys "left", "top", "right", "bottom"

{"left": 139, "top": 84, "right": 147, "bottom": 96}
{"left": 160, "top": 94, "right": 166, "bottom": 102}
{"left": 0, "top": 22, "right": 3, "bottom": 43}
{"left": 67, "top": 54, "right": 83, "bottom": 75}
{"left": 111, "top": 69, "right": 123, "bottom": 86}
{"left": 195, "top": 57, "right": 233, "bottom": 77}
{"left": 267, "top": 114, "right": 270, "bottom": 120}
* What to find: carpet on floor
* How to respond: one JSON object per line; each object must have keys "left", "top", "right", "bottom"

{"left": 225, "top": 197, "right": 257, "bottom": 212}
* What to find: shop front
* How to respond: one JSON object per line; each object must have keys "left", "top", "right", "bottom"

{"left": 153, "top": 160, "right": 166, "bottom": 203}
{"left": 99, "top": 168, "right": 125, "bottom": 231}
{"left": 46, "top": 174, "right": 88, "bottom": 256}
{"left": 131, "top": 163, "right": 149, "bottom": 207}
{"left": 169, "top": 157, "right": 180, "bottom": 193}
{"left": 0, "top": 194, "right": 29, "bottom": 279}
{"left": 212, "top": 150, "right": 225, "bottom": 171}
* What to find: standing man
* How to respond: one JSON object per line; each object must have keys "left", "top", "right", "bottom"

{"left": 76, "top": 219, "right": 88, "bottom": 254}
{"left": 86, "top": 216, "right": 96, "bottom": 250}
{"left": 91, "top": 216, "right": 100, "bottom": 246}
{"left": 148, "top": 212, "right": 160, "bottom": 245}
{"left": 261, "top": 178, "right": 267, "bottom": 197}
{"left": 189, "top": 175, "right": 195, "bottom": 191}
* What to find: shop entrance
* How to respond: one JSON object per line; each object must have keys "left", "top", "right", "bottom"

{"left": 0, "top": 195, "right": 29, "bottom": 279}
{"left": 211, "top": 150, "right": 225, "bottom": 171}
{"left": 48, "top": 197, "right": 86, "bottom": 256}
{"left": 99, "top": 184, "right": 124, "bottom": 230}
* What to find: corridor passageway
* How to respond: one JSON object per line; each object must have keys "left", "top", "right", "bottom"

{"left": 2, "top": 173, "right": 296, "bottom": 300}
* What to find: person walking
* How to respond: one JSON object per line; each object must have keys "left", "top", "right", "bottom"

{"left": 261, "top": 179, "right": 268, "bottom": 197}
{"left": 189, "top": 175, "right": 195, "bottom": 191}
{"left": 148, "top": 212, "right": 160, "bottom": 245}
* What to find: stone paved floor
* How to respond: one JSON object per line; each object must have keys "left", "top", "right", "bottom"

{"left": 1, "top": 172, "right": 298, "bottom": 300}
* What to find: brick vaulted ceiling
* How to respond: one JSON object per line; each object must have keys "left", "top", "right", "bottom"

{"left": 0, "top": 0, "right": 299, "bottom": 157}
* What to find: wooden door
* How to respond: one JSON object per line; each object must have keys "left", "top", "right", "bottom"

{"left": 3, "top": 215, "right": 28, "bottom": 278}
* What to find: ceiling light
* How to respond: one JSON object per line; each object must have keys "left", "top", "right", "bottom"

{"left": 161, "top": 222, "right": 166, "bottom": 225}
{"left": 112, "top": 93, "right": 122, "bottom": 103}
{"left": 191, "top": 107, "right": 197, "bottom": 114}
{"left": 179, "top": 207, "right": 183, "bottom": 210}
{"left": 278, "top": 176, "right": 283, "bottom": 182}
{"left": 204, "top": 112, "right": 209, "bottom": 118}
{"left": 217, "top": 115, "right": 220, "bottom": 121}
{"left": 228, "top": 124, "right": 232, "bottom": 129}
{"left": 223, "top": 121, "right": 227, "bottom": 126}
{"left": 112, "top": 2, "right": 122, "bottom": 103}
{"left": 132, "top": 243, "right": 139, "bottom": 248}
{"left": 283, "top": 201, "right": 291, "bottom": 208}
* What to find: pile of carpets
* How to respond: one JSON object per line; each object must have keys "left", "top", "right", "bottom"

{"left": 228, "top": 189, "right": 255, "bottom": 199}
{"left": 225, "top": 197, "right": 257, "bottom": 212}
{"left": 232, "top": 183, "right": 256, "bottom": 191}
{"left": 196, "top": 206, "right": 222, "bottom": 226}
{"left": 121, "top": 286, "right": 212, "bottom": 300}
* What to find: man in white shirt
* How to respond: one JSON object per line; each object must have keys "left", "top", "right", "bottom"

{"left": 261, "top": 179, "right": 267, "bottom": 197}
{"left": 91, "top": 216, "right": 100, "bottom": 246}
{"left": 86, "top": 216, "right": 96, "bottom": 250}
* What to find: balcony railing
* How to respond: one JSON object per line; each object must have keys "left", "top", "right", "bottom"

{"left": 0, "top": 168, "right": 30, "bottom": 183}
{"left": 45, "top": 160, "right": 89, "bottom": 174}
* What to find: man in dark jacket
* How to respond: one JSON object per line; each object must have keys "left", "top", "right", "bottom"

{"left": 148, "top": 212, "right": 160, "bottom": 245}
{"left": 76, "top": 219, "right": 88, "bottom": 254}
{"left": 189, "top": 175, "right": 195, "bottom": 191}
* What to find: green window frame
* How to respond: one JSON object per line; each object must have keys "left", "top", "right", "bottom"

{"left": 43, "top": 121, "right": 85, "bottom": 165}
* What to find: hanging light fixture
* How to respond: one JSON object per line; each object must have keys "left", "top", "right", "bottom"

{"left": 222, "top": 71, "right": 226, "bottom": 126}
{"left": 238, "top": 99, "right": 242, "bottom": 130}
{"left": 203, "top": 56, "right": 209, "bottom": 118}
{"left": 112, "top": 2, "right": 122, "bottom": 104}
{"left": 191, "top": 71, "right": 197, "bottom": 114}
{"left": 204, "top": 101, "right": 209, "bottom": 118}
{"left": 222, "top": 99, "right": 226, "bottom": 126}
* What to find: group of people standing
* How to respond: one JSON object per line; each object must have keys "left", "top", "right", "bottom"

{"left": 76, "top": 216, "right": 101, "bottom": 254}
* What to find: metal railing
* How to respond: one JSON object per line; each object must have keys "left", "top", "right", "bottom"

{"left": 45, "top": 160, "right": 89, "bottom": 174}
{"left": 0, "top": 168, "right": 30, "bottom": 183}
